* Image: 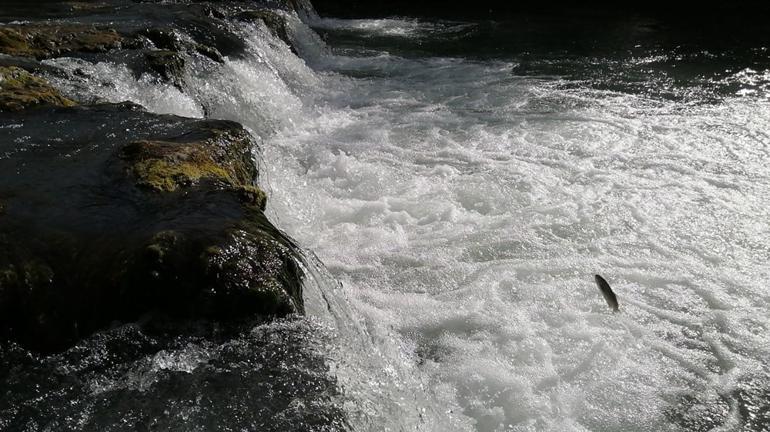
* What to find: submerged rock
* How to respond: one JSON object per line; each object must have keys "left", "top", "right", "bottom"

{"left": 0, "top": 2, "right": 347, "bottom": 430}
{"left": 0, "top": 66, "right": 76, "bottom": 111}
{"left": 0, "top": 104, "right": 303, "bottom": 352}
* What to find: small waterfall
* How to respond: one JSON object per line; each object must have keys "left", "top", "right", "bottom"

{"left": 34, "top": 9, "right": 471, "bottom": 430}
{"left": 217, "top": 17, "right": 474, "bottom": 431}
{"left": 292, "top": 0, "right": 321, "bottom": 22}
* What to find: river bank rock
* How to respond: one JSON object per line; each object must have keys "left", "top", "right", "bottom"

{"left": 0, "top": 66, "right": 76, "bottom": 111}
{"left": 0, "top": 103, "right": 303, "bottom": 352}
{"left": 144, "top": 50, "right": 187, "bottom": 83}
{"left": 0, "top": 24, "right": 125, "bottom": 59}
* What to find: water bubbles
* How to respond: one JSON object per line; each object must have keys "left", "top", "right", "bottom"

{"left": 256, "top": 14, "right": 770, "bottom": 432}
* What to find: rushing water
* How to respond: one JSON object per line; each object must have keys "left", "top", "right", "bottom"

{"left": 34, "top": 6, "right": 770, "bottom": 431}
{"left": 275, "top": 13, "right": 770, "bottom": 432}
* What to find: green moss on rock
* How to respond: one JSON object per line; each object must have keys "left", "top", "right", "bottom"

{"left": 130, "top": 151, "right": 234, "bottom": 192}
{"left": 0, "top": 24, "right": 124, "bottom": 59}
{"left": 238, "top": 185, "right": 268, "bottom": 211}
{"left": 123, "top": 122, "right": 265, "bottom": 197}
{"left": 0, "top": 108, "right": 297, "bottom": 353}
{"left": 0, "top": 66, "right": 76, "bottom": 111}
{"left": 0, "top": 28, "right": 28, "bottom": 56}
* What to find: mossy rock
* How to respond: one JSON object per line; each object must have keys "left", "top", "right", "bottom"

{"left": 0, "top": 105, "right": 299, "bottom": 352}
{"left": 122, "top": 121, "right": 266, "bottom": 210}
{"left": 0, "top": 28, "right": 29, "bottom": 56}
{"left": 138, "top": 28, "right": 224, "bottom": 64}
{"left": 0, "top": 24, "right": 124, "bottom": 59}
{"left": 0, "top": 66, "right": 76, "bottom": 111}
{"left": 237, "top": 184, "right": 268, "bottom": 210}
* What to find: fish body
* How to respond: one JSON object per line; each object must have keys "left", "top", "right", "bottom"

{"left": 594, "top": 274, "right": 619, "bottom": 312}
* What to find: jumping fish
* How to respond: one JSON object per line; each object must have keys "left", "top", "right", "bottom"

{"left": 594, "top": 274, "right": 619, "bottom": 312}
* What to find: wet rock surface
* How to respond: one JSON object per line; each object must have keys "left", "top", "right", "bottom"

{"left": 143, "top": 50, "right": 186, "bottom": 84}
{"left": 0, "top": 66, "right": 76, "bottom": 111}
{"left": 0, "top": 0, "right": 315, "bottom": 349}
{"left": 123, "top": 120, "right": 261, "bottom": 195}
{"left": 0, "top": 1, "right": 346, "bottom": 430}
{"left": 0, "top": 319, "right": 349, "bottom": 432}
{"left": 0, "top": 0, "right": 310, "bottom": 347}
{"left": 0, "top": 104, "right": 302, "bottom": 353}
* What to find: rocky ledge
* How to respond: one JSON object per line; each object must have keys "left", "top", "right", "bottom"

{"left": 0, "top": 66, "right": 76, "bottom": 111}
{"left": 0, "top": 2, "right": 353, "bottom": 430}
{"left": 0, "top": 102, "right": 304, "bottom": 352}
{"left": 0, "top": 1, "right": 307, "bottom": 353}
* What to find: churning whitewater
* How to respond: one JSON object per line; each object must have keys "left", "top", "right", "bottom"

{"left": 45, "top": 6, "right": 770, "bottom": 431}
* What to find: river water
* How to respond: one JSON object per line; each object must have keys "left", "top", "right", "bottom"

{"left": 269, "top": 11, "right": 770, "bottom": 431}
{"left": 35, "top": 6, "right": 770, "bottom": 431}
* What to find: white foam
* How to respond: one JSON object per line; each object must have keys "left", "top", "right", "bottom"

{"left": 310, "top": 17, "right": 476, "bottom": 39}
{"left": 253, "top": 17, "right": 770, "bottom": 431}
{"left": 43, "top": 57, "right": 204, "bottom": 118}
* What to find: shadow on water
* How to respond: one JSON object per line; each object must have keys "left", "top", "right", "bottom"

{"left": 313, "top": 10, "right": 770, "bottom": 103}
{"left": 0, "top": 317, "right": 349, "bottom": 432}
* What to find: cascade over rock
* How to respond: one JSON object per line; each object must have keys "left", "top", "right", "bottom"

{"left": 0, "top": 103, "right": 304, "bottom": 352}
{"left": 0, "top": 1, "right": 310, "bottom": 352}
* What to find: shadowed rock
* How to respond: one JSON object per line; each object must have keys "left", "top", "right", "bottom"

{"left": 0, "top": 24, "right": 124, "bottom": 59}
{"left": 0, "top": 104, "right": 302, "bottom": 352}
{"left": 0, "top": 66, "right": 76, "bottom": 111}
{"left": 0, "top": 2, "right": 349, "bottom": 430}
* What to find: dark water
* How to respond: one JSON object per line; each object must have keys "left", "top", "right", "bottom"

{"left": 0, "top": 318, "right": 347, "bottom": 431}
{"left": 315, "top": 12, "right": 770, "bottom": 102}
